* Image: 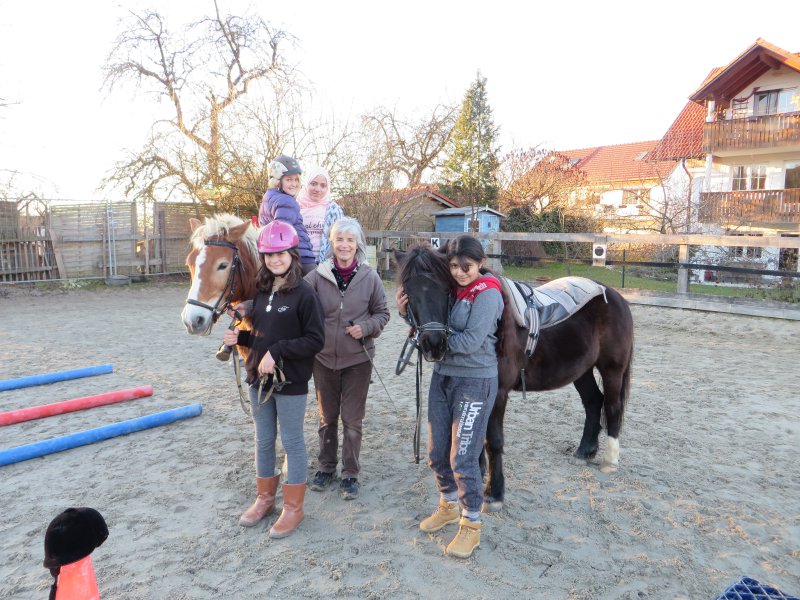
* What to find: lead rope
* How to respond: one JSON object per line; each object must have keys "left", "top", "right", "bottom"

{"left": 413, "top": 347, "right": 423, "bottom": 464}
{"left": 232, "top": 345, "right": 249, "bottom": 416}
{"left": 216, "top": 310, "right": 250, "bottom": 416}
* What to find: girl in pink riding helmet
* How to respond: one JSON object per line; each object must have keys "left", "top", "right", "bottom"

{"left": 223, "top": 220, "right": 324, "bottom": 539}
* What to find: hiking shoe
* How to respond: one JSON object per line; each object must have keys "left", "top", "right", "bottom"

{"left": 309, "top": 471, "right": 334, "bottom": 492}
{"left": 339, "top": 477, "right": 359, "bottom": 500}
{"left": 419, "top": 499, "right": 460, "bottom": 533}
{"left": 445, "top": 518, "right": 481, "bottom": 559}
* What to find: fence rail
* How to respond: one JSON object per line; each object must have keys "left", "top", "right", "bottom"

{"left": 0, "top": 202, "right": 208, "bottom": 282}
{"left": 3, "top": 210, "right": 800, "bottom": 291}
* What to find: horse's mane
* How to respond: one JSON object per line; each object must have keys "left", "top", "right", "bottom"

{"left": 191, "top": 213, "right": 259, "bottom": 260}
{"left": 396, "top": 243, "right": 452, "bottom": 287}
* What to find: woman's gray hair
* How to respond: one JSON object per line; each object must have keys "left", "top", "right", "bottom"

{"left": 326, "top": 217, "right": 367, "bottom": 263}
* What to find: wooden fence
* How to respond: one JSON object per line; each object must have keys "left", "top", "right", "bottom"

{"left": 3, "top": 205, "right": 800, "bottom": 292}
{"left": 365, "top": 230, "right": 800, "bottom": 293}
{"left": 0, "top": 201, "right": 208, "bottom": 282}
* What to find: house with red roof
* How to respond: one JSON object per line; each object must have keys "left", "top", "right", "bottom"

{"left": 555, "top": 39, "right": 800, "bottom": 274}
{"left": 648, "top": 37, "right": 800, "bottom": 272}
{"left": 557, "top": 141, "right": 679, "bottom": 231}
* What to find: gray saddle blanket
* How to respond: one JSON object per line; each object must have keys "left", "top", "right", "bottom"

{"left": 500, "top": 276, "right": 607, "bottom": 356}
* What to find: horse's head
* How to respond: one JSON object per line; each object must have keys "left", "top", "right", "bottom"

{"left": 181, "top": 214, "right": 259, "bottom": 335}
{"left": 394, "top": 244, "right": 452, "bottom": 362}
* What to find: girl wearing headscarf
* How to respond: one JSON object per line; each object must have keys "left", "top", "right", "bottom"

{"left": 297, "top": 166, "right": 345, "bottom": 264}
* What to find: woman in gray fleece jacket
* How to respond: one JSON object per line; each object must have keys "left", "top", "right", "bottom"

{"left": 396, "top": 235, "right": 504, "bottom": 559}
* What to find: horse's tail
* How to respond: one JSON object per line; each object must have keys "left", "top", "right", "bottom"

{"left": 600, "top": 288, "right": 633, "bottom": 433}
{"left": 614, "top": 294, "right": 634, "bottom": 430}
{"left": 619, "top": 335, "right": 633, "bottom": 426}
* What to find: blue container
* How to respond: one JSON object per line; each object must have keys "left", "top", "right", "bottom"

{"left": 715, "top": 577, "right": 799, "bottom": 600}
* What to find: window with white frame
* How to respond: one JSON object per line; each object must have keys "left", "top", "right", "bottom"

{"left": 732, "top": 165, "right": 767, "bottom": 191}
{"left": 731, "top": 99, "right": 749, "bottom": 119}
{"left": 753, "top": 88, "right": 799, "bottom": 115}
{"left": 730, "top": 233, "right": 763, "bottom": 259}
{"left": 785, "top": 161, "right": 800, "bottom": 189}
{"left": 622, "top": 189, "right": 646, "bottom": 207}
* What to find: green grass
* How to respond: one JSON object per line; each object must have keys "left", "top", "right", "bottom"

{"left": 500, "top": 262, "right": 800, "bottom": 303}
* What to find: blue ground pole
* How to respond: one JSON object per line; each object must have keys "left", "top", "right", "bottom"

{"left": 0, "top": 403, "right": 203, "bottom": 467}
{"left": 0, "top": 364, "right": 114, "bottom": 392}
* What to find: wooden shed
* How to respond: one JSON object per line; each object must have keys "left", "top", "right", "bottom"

{"left": 433, "top": 205, "right": 505, "bottom": 233}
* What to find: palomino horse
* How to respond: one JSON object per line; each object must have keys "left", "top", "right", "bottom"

{"left": 181, "top": 214, "right": 260, "bottom": 345}
{"left": 395, "top": 243, "right": 634, "bottom": 512}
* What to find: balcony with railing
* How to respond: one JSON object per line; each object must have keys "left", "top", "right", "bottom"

{"left": 699, "top": 188, "right": 800, "bottom": 224}
{"left": 703, "top": 111, "right": 800, "bottom": 153}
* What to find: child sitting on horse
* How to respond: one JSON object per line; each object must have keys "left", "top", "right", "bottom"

{"left": 258, "top": 154, "right": 317, "bottom": 275}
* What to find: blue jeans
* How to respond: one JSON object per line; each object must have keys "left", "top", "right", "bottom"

{"left": 427, "top": 371, "right": 497, "bottom": 513}
{"left": 249, "top": 385, "right": 308, "bottom": 484}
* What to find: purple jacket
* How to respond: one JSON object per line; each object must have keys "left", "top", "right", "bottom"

{"left": 258, "top": 188, "right": 316, "bottom": 265}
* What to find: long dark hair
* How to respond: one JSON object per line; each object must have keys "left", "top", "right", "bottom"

{"left": 446, "top": 235, "right": 515, "bottom": 358}
{"left": 446, "top": 235, "right": 491, "bottom": 275}
{"left": 256, "top": 248, "right": 304, "bottom": 293}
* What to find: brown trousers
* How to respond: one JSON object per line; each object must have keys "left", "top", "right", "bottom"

{"left": 313, "top": 359, "right": 373, "bottom": 479}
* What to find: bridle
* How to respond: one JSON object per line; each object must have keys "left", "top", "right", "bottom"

{"left": 185, "top": 239, "right": 242, "bottom": 328}
{"left": 403, "top": 273, "right": 452, "bottom": 351}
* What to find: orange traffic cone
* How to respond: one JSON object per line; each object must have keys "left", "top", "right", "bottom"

{"left": 54, "top": 555, "right": 100, "bottom": 600}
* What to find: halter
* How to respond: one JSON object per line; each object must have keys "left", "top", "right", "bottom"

{"left": 404, "top": 272, "right": 452, "bottom": 354}
{"left": 185, "top": 239, "right": 242, "bottom": 326}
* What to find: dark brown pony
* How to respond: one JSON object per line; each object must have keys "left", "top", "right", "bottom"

{"left": 395, "top": 243, "right": 634, "bottom": 512}
{"left": 181, "top": 214, "right": 260, "bottom": 351}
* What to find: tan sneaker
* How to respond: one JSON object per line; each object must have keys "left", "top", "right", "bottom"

{"left": 419, "top": 499, "right": 460, "bottom": 533}
{"left": 445, "top": 518, "right": 481, "bottom": 558}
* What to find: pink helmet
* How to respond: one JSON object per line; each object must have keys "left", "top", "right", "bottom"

{"left": 257, "top": 220, "right": 299, "bottom": 253}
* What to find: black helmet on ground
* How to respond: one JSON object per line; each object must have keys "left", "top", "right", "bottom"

{"left": 43, "top": 507, "right": 108, "bottom": 569}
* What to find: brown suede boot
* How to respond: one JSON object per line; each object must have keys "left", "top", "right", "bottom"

{"left": 239, "top": 475, "right": 279, "bottom": 527}
{"left": 446, "top": 518, "right": 481, "bottom": 558}
{"left": 268, "top": 483, "right": 305, "bottom": 539}
{"left": 419, "top": 499, "right": 460, "bottom": 533}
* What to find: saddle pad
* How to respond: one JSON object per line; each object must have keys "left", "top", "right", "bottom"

{"left": 532, "top": 277, "right": 607, "bottom": 328}
{"left": 501, "top": 276, "right": 607, "bottom": 329}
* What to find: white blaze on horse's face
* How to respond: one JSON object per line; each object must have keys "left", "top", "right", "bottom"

{"left": 181, "top": 244, "right": 234, "bottom": 335}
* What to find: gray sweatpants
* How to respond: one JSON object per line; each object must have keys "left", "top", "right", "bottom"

{"left": 249, "top": 385, "right": 308, "bottom": 484}
{"left": 427, "top": 371, "right": 497, "bottom": 513}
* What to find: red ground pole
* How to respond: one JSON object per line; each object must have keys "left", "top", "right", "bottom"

{"left": 0, "top": 385, "right": 154, "bottom": 426}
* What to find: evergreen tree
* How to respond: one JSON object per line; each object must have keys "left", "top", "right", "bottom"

{"left": 440, "top": 73, "right": 500, "bottom": 213}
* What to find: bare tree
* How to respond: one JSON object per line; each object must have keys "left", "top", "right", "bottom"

{"left": 101, "top": 2, "right": 296, "bottom": 208}
{"left": 361, "top": 103, "right": 457, "bottom": 188}
{"left": 498, "top": 147, "right": 586, "bottom": 226}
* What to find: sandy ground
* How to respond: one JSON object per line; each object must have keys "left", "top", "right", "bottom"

{"left": 0, "top": 280, "right": 798, "bottom": 600}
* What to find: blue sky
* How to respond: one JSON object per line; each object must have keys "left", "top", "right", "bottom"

{"left": 1, "top": 0, "right": 799, "bottom": 199}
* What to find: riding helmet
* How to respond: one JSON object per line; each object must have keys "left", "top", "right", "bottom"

{"left": 43, "top": 507, "right": 109, "bottom": 569}
{"left": 257, "top": 220, "right": 299, "bottom": 254}
{"left": 269, "top": 155, "right": 302, "bottom": 188}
